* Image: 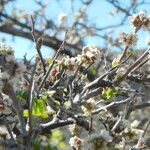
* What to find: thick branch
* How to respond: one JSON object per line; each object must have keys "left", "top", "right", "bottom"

{"left": 0, "top": 25, "right": 81, "bottom": 55}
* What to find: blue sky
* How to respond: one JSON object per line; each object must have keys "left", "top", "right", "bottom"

{"left": 1, "top": 0, "right": 150, "bottom": 59}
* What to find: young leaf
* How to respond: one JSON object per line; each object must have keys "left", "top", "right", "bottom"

{"left": 112, "top": 58, "right": 120, "bottom": 68}
{"left": 23, "top": 109, "right": 29, "bottom": 117}
{"left": 47, "top": 58, "right": 53, "bottom": 65}
{"left": 23, "top": 99, "right": 49, "bottom": 118}
{"left": 16, "top": 90, "right": 28, "bottom": 100}
{"left": 88, "top": 66, "right": 97, "bottom": 75}
{"left": 102, "top": 87, "right": 118, "bottom": 101}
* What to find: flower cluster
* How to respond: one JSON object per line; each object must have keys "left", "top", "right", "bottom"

{"left": 49, "top": 45, "right": 101, "bottom": 77}
{"left": 51, "top": 56, "right": 78, "bottom": 76}
{"left": 81, "top": 45, "right": 101, "bottom": 63}
{"left": 119, "top": 32, "right": 137, "bottom": 46}
{"left": 129, "top": 11, "right": 150, "bottom": 29}
{"left": 0, "top": 43, "right": 14, "bottom": 56}
{"left": 123, "top": 120, "right": 144, "bottom": 141}
{"left": 0, "top": 93, "right": 17, "bottom": 145}
{"left": 63, "top": 56, "right": 78, "bottom": 75}
{"left": 69, "top": 136, "right": 83, "bottom": 150}
{"left": 0, "top": 43, "right": 26, "bottom": 92}
{"left": 82, "top": 98, "right": 96, "bottom": 116}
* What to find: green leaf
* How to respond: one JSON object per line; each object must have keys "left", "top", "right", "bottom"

{"left": 59, "top": 142, "right": 66, "bottom": 149}
{"left": 102, "top": 87, "right": 118, "bottom": 101}
{"left": 88, "top": 67, "right": 97, "bottom": 75}
{"left": 126, "top": 50, "right": 135, "bottom": 57}
{"left": 23, "top": 109, "right": 29, "bottom": 117}
{"left": 47, "top": 58, "right": 53, "bottom": 65}
{"left": 23, "top": 99, "right": 48, "bottom": 118}
{"left": 16, "top": 90, "right": 28, "bottom": 100}
{"left": 112, "top": 58, "right": 120, "bottom": 68}
{"left": 32, "top": 139, "right": 41, "bottom": 150}
{"left": 40, "top": 95, "right": 48, "bottom": 101}
{"left": 52, "top": 99, "right": 61, "bottom": 106}
{"left": 32, "top": 99, "right": 49, "bottom": 118}
{"left": 51, "top": 130, "right": 67, "bottom": 149}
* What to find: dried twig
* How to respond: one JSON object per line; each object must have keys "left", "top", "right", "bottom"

{"left": 38, "top": 32, "right": 67, "bottom": 93}
{"left": 30, "top": 15, "right": 46, "bottom": 74}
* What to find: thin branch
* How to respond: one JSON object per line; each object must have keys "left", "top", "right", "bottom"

{"left": 38, "top": 32, "right": 67, "bottom": 94}
{"left": 111, "top": 116, "right": 122, "bottom": 132}
{"left": 92, "top": 94, "right": 136, "bottom": 115}
{"left": 28, "top": 63, "right": 37, "bottom": 133}
{"left": 130, "top": 58, "right": 150, "bottom": 74}
{"left": 115, "top": 47, "right": 150, "bottom": 84}
{"left": 141, "top": 120, "right": 150, "bottom": 138}
{"left": 30, "top": 16, "right": 46, "bottom": 74}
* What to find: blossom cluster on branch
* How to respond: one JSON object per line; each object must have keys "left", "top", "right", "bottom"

{"left": 0, "top": 9, "right": 150, "bottom": 150}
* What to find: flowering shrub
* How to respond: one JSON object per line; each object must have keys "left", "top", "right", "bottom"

{"left": 0, "top": 8, "right": 150, "bottom": 150}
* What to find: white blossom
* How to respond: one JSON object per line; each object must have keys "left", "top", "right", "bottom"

{"left": 0, "top": 43, "right": 14, "bottom": 55}
{"left": 129, "top": 11, "right": 150, "bottom": 29}
{"left": 131, "top": 120, "right": 140, "bottom": 128}
{"left": 69, "top": 136, "right": 83, "bottom": 149}
{"left": 82, "top": 98, "right": 96, "bottom": 116}
{"left": 82, "top": 45, "right": 101, "bottom": 64}
{"left": 119, "top": 32, "right": 137, "bottom": 46}
{"left": 63, "top": 56, "right": 78, "bottom": 75}
{"left": 58, "top": 12, "right": 67, "bottom": 24}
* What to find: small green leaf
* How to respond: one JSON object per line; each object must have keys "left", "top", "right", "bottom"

{"left": 32, "top": 139, "right": 41, "bottom": 150}
{"left": 32, "top": 99, "right": 49, "bottom": 118}
{"left": 102, "top": 87, "right": 118, "bottom": 101}
{"left": 23, "top": 109, "right": 29, "bottom": 117}
{"left": 40, "top": 95, "right": 48, "bottom": 101}
{"left": 47, "top": 58, "right": 53, "bottom": 65}
{"left": 126, "top": 50, "right": 135, "bottom": 57}
{"left": 112, "top": 58, "right": 120, "bottom": 68}
{"left": 23, "top": 99, "right": 49, "bottom": 118}
{"left": 16, "top": 90, "right": 28, "bottom": 100}
{"left": 53, "top": 99, "right": 61, "bottom": 106}
{"left": 88, "top": 67, "right": 97, "bottom": 75}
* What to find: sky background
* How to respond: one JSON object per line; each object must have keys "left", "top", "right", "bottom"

{"left": 1, "top": 0, "right": 150, "bottom": 59}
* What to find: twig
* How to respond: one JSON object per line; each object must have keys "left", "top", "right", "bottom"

{"left": 141, "top": 120, "right": 150, "bottom": 138}
{"left": 115, "top": 47, "right": 150, "bottom": 84}
{"left": 119, "top": 45, "right": 129, "bottom": 62}
{"left": 129, "top": 102, "right": 150, "bottom": 112}
{"left": 51, "top": 69, "right": 66, "bottom": 89}
{"left": 123, "top": 47, "right": 150, "bottom": 76}
{"left": 81, "top": 87, "right": 103, "bottom": 100}
{"left": 28, "top": 63, "right": 37, "bottom": 133}
{"left": 92, "top": 94, "right": 136, "bottom": 115}
{"left": 6, "top": 124, "right": 16, "bottom": 144}
{"left": 38, "top": 32, "right": 67, "bottom": 94}
{"left": 111, "top": 116, "right": 122, "bottom": 132}
{"left": 129, "top": 58, "right": 150, "bottom": 74}
{"left": 30, "top": 15, "right": 46, "bottom": 74}
{"left": 39, "top": 117, "right": 75, "bottom": 133}
{"left": 81, "top": 55, "right": 130, "bottom": 96}
{"left": 118, "top": 26, "right": 141, "bottom": 62}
